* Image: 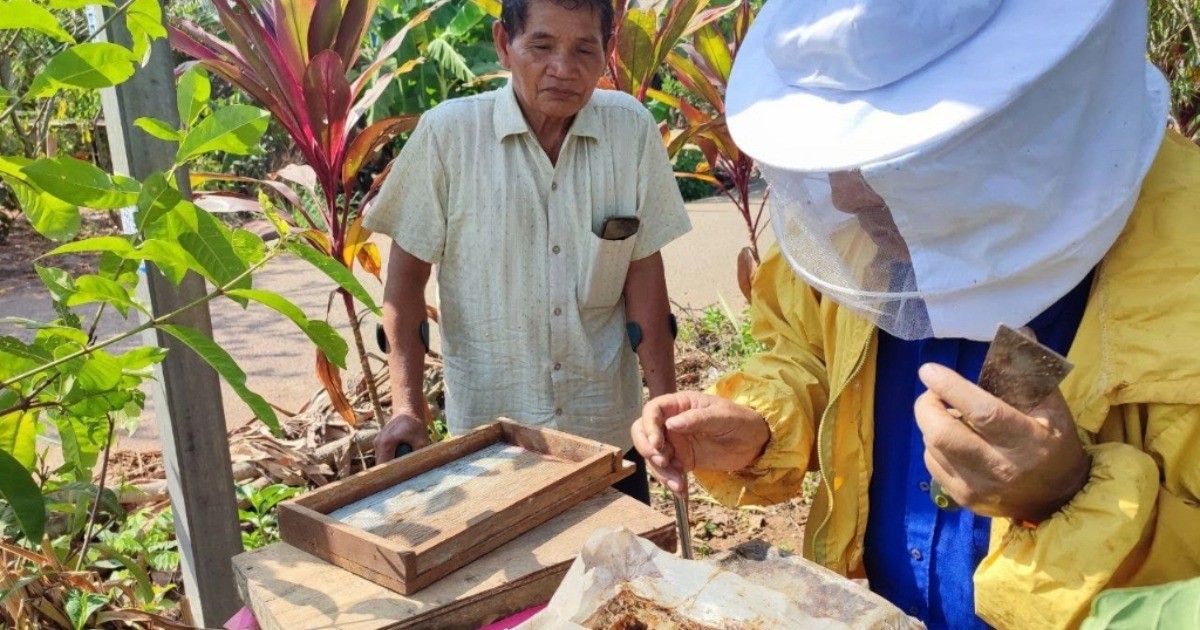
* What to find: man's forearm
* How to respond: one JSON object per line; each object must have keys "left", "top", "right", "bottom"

{"left": 624, "top": 253, "right": 677, "bottom": 399}
{"left": 383, "top": 244, "right": 433, "bottom": 421}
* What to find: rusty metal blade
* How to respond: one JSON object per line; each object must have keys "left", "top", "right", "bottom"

{"left": 977, "top": 325, "right": 1073, "bottom": 413}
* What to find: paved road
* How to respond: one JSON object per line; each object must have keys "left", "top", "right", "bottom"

{"left": 0, "top": 195, "right": 773, "bottom": 453}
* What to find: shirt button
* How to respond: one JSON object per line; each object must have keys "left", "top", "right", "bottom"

{"left": 552, "top": 245, "right": 561, "bottom": 254}
{"left": 919, "top": 481, "right": 930, "bottom": 492}
{"left": 553, "top": 363, "right": 562, "bottom": 371}
{"left": 910, "top": 549, "right": 923, "bottom": 561}
{"left": 553, "top": 307, "right": 562, "bottom": 316}
{"left": 555, "top": 408, "right": 563, "bottom": 416}
{"left": 551, "top": 182, "right": 558, "bottom": 191}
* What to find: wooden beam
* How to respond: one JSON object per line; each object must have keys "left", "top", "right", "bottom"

{"left": 90, "top": 7, "right": 243, "bottom": 626}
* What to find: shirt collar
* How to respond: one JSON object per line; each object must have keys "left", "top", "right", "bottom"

{"left": 493, "top": 81, "right": 601, "bottom": 142}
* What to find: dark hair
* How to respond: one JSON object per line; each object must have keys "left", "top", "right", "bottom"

{"left": 501, "top": 0, "right": 614, "bottom": 47}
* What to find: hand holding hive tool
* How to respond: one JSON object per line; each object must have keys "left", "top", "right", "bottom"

{"left": 928, "top": 325, "right": 1074, "bottom": 511}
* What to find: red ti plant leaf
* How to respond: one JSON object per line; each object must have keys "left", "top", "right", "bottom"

{"left": 316, "top": 348, "right": 356, "bottom": 425}
{"left": 303, "top": 50, "right": 352, "bottom": 178}
{"left": 341, "top": 115, "right": 419, "bottom": 191}
{"left": 274, "top": 0, "right": 318, "bottom": 79}
{"left": 332, "top": 0, "right": 380, "bottom": 73}
{"left": 307, "top": 0, "right": 343, "bottom": 55}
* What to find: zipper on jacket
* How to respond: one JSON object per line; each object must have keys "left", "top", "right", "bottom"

{"left": 808, "top": 327, "right": 875, "bottom": 567}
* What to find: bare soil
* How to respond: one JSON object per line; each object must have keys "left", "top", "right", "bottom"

{"left": 0, "top": 210, "right": 120, "bottom": 295}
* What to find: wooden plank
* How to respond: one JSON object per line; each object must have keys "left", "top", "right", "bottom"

{"left": 279, "top": 421, "right": 629, "bottom": 593}
{"left": 90, "top": 6, "right": 240, "bottom": 625}
{"left": 235, "top": 489, "right": 676, "bottom": 630}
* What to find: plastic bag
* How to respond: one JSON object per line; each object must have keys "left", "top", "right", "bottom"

{"left": 517, "top": 528, "right": 923, "bottom": 629}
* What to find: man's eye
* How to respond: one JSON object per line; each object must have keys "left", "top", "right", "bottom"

{"left": 533, "top": 44, "right": 551, "bottom": 51}
{"left": 577, "top": 48, "right": 596, "bottom": 56}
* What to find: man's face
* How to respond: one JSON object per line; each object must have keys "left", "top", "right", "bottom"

{"left": 494, "top": 1, "right": 611, "bottom": 123}
{"left": 828, "top": 170, "right": 910, "bottom": 258}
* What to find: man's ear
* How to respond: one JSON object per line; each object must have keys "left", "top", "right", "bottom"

{"left": 604, "top": 35, "right": 615, "bottom": 61}
{"left": 494, "top": 21, "right": 512, "bottom": 69}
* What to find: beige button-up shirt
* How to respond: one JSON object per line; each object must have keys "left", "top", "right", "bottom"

{"left": 365, "top": 84, "right": 691, "bottom": 449}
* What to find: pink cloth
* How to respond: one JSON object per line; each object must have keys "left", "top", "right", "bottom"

{"left": 223, "top": 606, "right": 260, "bottom": 630}
{"left": 477, "top": 604, "right": 547, "bottom": 630}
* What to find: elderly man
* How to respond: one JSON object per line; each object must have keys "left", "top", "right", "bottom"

{"left": 633, "top": 0, "right": 1198, "bottom": 628}
{"left": 365, "top": 0, "right": 691, "bottom": 503}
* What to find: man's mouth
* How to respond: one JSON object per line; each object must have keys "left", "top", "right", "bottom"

{"left": 544, "top": 87, "right": 578, "bottom": 98}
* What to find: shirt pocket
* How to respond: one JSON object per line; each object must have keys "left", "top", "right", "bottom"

{"left": 578, "top": 231, "right": 638, "bottom": 309}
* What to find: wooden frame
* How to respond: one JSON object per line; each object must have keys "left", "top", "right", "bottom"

{"left": 278, "top": 420, "right": 633, "bottom": 594}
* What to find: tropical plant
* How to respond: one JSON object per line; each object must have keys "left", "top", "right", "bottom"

{"left": 659, "top": 1, "right": 763, "bottom": 299}
{"left": 169, "top": 0, "right": 454, "bottom": 426}
{"left": 236, "top": 482, "right": 301, "bottom": 550}
{"left": 1149, "top": 0, "right": 1200, "bottom": 141}
{"left": 367, "top": 0, "right": 504, "bottom": 120}
{"left": 603, "top": 0, "right": 762, "bottom": 298}
{"left": 0, "top": 3, "right": 367, "bottom": 625}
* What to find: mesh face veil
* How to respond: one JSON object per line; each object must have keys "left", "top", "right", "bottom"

{"left": 758, "top": 0, "right": 1167, "bottom": 341}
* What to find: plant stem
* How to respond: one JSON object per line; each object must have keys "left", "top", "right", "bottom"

{"left": 340, "top": 288, "right": 386, "bottom": 424}
{"left": 0, "top": 247, "right": 279, "bottom": 389}
{"left": 76, "top": 413, "right": 115, "bottom": 571}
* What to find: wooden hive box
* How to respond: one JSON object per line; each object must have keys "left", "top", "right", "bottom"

{"left": 278, "top": 419, "right": 633, "bottom": 594}
{"left": 237, "top": 489, "right": 676, "bottom": 630}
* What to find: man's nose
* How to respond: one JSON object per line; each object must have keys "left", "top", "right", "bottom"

{"left": 547, "top": 51, "right": 579, "bottom": 78}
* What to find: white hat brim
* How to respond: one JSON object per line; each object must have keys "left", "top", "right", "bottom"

{"left": 727, "top": 0, "right": 1116, "bottom": 172}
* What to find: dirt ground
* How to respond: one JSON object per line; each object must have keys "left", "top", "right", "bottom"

{"left": 0, "top": 210, "right": 116, "bottom": 296}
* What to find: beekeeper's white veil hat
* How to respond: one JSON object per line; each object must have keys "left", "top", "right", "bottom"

{"left": 729, "top": 0, "right": 1169, "bottom": 340}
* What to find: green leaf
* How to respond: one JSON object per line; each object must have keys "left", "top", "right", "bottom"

{"left": 70, "top": 349, "right": 123, "bottom": 392}
{"left": 0, "top": 335, "right": 52, "bottom": 365}
{"left": 35, "top": 265, "right": 77, "bottom": 303}
{"left": 21, "top": 157, "right": 140, "bottom": 209}
{"left": 2, "top": 174, "right": 81, "bottom": 241}
{"left": 159, "top": 325, "right": 280, "bottom": 435}
{"left": 0, "top": 448, "right": 45, "bottom": 542}
{"left": 48, "top": 0, "right": 114, "bottom": 7}
{"left": 231, "top": 228, "right": 266, "bottom": 265}
{"left": 177, "top": 205, "right": 251, "bottom": 291}
{"left": 126, "top": 0, "right": 166, "bottom": 63}
{"left": 0, "top": 409, "right": 37, "bottom": 470}
{"left": 54, "top": 414, "right": 103, "bottom": 480}
{"left": 1082, "top": 577, "right": 1200, "bottom": 630}
{"left": 116, "top": 347, "right": 167, "bottom": 371}
{"left": 93, "top": 543, "right": 155, "bottom": 604}
{"left": 134, "top": 117, "right": 183, "bottom": 142}
{"left": 65, "top": 588, "right": 109, "bottom": 630}
{"left": 176, "top": 105, "right": 270, "bottom": 163}
{"left": 134, "top": 239, "right": 193, "bottom": 284}
{"left": 0, "top": 85, "right": 12, "bottom": 108}
{"left": 135, "top": 172, "right": 186, "bottom": 231}
{"left": 28, "top": 42, "right": 136, "bottom": 98}
{"left": 177, "top": 66, "right": 211, "bottom": 127}
{"left": 286, "top": 241, "right": 380, "bottom": 315}
{"left": 0, "top": 0, "right": 75, "bottom": 43}
{"left": 45, "top": 236, "right": 135, "bottom": 258}
{"left": 226, "top": 289, "right": 349, "bottom": 368}
{"left": 67, "top": 275, "right": 141, "bottom": 317}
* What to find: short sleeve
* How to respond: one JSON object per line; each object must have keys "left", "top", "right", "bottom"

{"left": 631, "top": 114, "right": 692, "bottom": 260}
{"left": 362, "top": 117, "right": 448, "bottom": 264}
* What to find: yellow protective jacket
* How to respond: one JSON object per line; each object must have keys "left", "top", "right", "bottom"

{"left": 696, "top": 131, "right": 1200, "bottom": 629}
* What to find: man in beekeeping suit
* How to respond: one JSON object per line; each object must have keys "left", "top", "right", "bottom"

{"left": 632, "top": 1, "right": 1200, "bottom": 628}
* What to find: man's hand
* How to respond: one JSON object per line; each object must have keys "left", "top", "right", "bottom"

{"left": 631, "top": 391, "right": 770, "bottom": 494}
{"left": 374, "top": 412, "right": 432, "bottom": 464}
{"left": 914, "top": 363, "right": 1091, "bottom": 524}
